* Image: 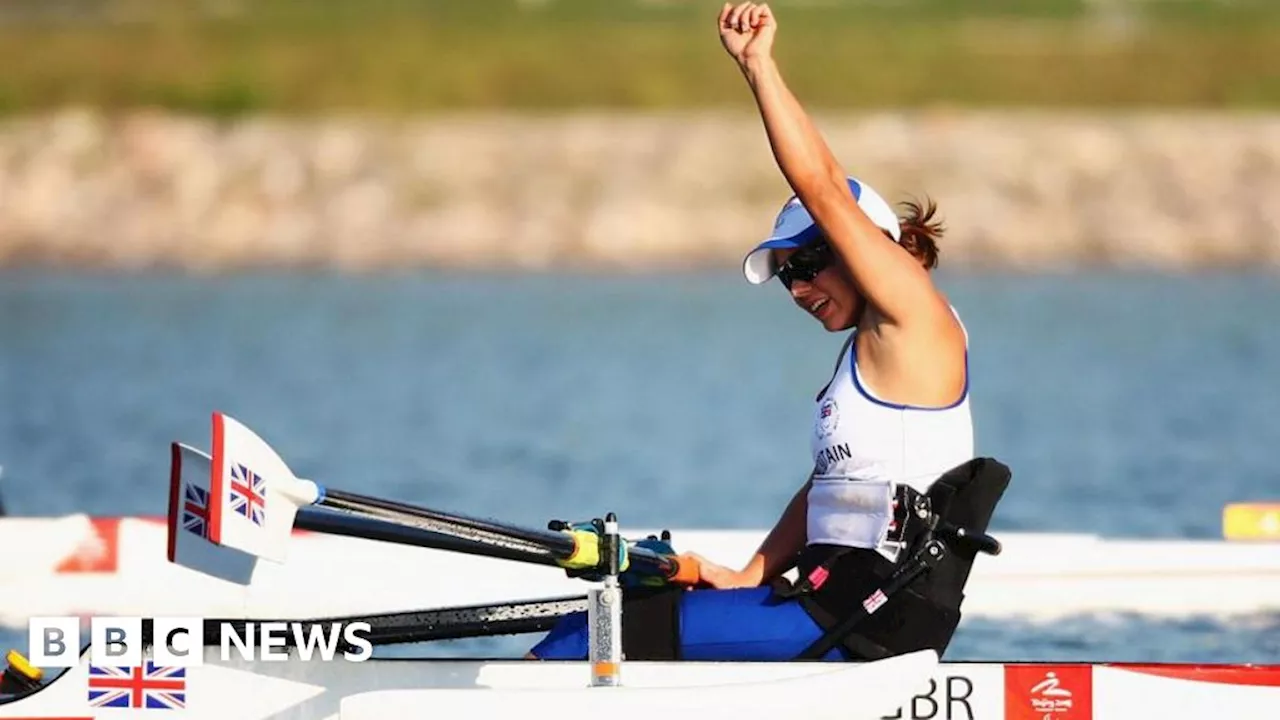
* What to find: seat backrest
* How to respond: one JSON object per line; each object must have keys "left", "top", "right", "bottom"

{"left": 927, "top": 457, "right": 1011, "bottom": 539}
{"left": 918, "top": 457, "right": 1012, "bottom": 607}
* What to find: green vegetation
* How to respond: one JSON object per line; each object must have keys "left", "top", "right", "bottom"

{"left": 1, "top": 0, "right": 1278, "bottom": 115}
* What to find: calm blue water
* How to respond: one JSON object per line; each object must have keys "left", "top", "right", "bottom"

{"left": 2, "top": 269, "right": 1278, "bottom": 662}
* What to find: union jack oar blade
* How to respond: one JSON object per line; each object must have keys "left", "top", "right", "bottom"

{"left": 166, "top": 441, "right": 258, "bottom": 584}
{"left": 207, "top": 411, "right": 321, "bottom": 564}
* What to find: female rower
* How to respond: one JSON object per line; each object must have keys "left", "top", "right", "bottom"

{"left": 528, "top": 1, "right": 974, "bottom": 662}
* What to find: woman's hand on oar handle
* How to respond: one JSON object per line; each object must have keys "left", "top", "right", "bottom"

{"left": 676, "top": 552, "right": 760, "bottom": 589}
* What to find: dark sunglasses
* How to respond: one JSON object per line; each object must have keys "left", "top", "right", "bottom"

{"left": 776, "top": 239, "right": 834, "bottom": 289}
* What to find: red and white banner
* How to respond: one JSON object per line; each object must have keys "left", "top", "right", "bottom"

{"left": 885, "top": 662, "right": 1280, "bottom": 719}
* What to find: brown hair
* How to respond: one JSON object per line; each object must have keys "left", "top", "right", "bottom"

{"left": 897, "top": 196, "right": 944, "bottom": 270}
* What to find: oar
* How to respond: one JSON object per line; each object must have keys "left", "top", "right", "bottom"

{"left": 294, "top": 507, "right": 577, "bottom": 569}
{"left": 299, "top": 504, "right": 686, "bottom": 577}
{"left": 206, "top": 411, "right": 701, "bottom": 585}
{"left": 144, "top": 595, "right": 589, "bottom": 650}
{"left": 314, "top": 486, "right": 694, "bottom": 580}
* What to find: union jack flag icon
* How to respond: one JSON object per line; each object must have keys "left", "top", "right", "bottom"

{"left": 229, "top": 462, "right": 267, "bottom": 527}
{"left": 182, "top": 484, "right": 210, "bottom": 539}
{"left": 88, "top": 662, "right": 186, "bottom": 709}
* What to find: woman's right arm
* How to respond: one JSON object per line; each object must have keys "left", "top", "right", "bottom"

{"left": 689, "top": 475, "right": 811, "bottom": 589}
{"left": 718, "top": 3, "right": 953, "bottom": 332}
{"left": 738, "top": 475, "right": 811, "bottom": 585}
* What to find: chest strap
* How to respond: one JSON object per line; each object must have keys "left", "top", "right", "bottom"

{"left": 776, "top": 484, "right": 931, "bottom": 600}
{"left": 772, "top": 484, "right": 1002, "bottom": 661}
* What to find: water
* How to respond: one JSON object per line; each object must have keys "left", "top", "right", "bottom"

{"left": 2, "top": 269, "right": 1278, "bottom": 662}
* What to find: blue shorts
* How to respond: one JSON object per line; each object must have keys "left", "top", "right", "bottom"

{"left": 529, "top": 586, "right": 846, "bottom": 661}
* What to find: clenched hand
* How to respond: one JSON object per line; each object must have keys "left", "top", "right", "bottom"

{"left": 717, "top": 2, "right": 777, "bottom": 69}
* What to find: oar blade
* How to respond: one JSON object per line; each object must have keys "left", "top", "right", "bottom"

{"left": 165, "top": 441, "right": 259, "bottom": 584}
{"left": 208, "top": 412, "right": 320, "bottom": 564}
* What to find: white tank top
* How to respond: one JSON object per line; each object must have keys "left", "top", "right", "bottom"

{"left": 806, "top": 315, "right": 974, "bottom": 562}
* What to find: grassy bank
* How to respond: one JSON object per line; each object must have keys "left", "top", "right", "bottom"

{"left": 1, "top": 0, "right": 1278, "bottom": 115}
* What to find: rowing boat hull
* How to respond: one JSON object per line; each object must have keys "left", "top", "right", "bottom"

{"left": 4, "top": 514, "right": 1279, "bottom": 629}
{"left": 2, "top": 645, "right": 1279, "bottom": 720}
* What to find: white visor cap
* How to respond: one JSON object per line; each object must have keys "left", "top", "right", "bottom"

{"left": 743, "top": 177, "right": 902, "bottom": 285}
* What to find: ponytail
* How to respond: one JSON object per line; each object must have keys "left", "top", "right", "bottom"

{"left": 897, "top": 196, "right": 944, "bottom": 270}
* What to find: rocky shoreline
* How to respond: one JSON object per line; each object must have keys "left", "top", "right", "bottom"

{"left": 2, "top": 109, "right": 1277, "bottom": 271}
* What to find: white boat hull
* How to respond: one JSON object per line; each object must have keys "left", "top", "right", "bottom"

{"left": 2, "top": 644, "right": 1279, "bottom": 720}
{"left": 3, "top": 514, "right": 1279, "bottom": 629}
{"left": 339, "top": 651, "right": 938, "bottom": 720}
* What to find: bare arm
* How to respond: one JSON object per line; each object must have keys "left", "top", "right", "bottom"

{"left": 737, "top": 475, "right": 811, "bottom": 585}
{"left": 729, "top": 6, "right": 951, "bottom": 329}
{"left": 680, "top": 474, "right": 810, "bottom": 590}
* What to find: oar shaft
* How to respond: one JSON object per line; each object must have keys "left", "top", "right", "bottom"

{"left": 155, "top": 595, "right": 588, "bottom": 649}
{"left": 312, "top": 487, "right": 698, "bottom": 583}
{"left": 318, "top": 488, "right": 575, "bottom": 560}
{"left": 294, "top": 508, "right": 564, "bottom": 569}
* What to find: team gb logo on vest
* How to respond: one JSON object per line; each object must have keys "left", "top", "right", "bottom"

{"left": 818, "top": 398, "right": 839, "bottom": 438}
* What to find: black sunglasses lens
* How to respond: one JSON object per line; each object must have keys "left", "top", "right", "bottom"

{"left": 776, "top": 242, "right": 830, "bottom": 287}
{"left": 779, "top": 265, "right": 811, "bottom": 289}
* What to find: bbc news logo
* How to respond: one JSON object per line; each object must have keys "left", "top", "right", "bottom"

{"left": 28, "top": 617, "right": 373, "bottom": 668}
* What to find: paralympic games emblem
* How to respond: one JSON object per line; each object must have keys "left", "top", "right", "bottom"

{"left": 817, "top": 397, "right": 839, "bottom": 438}
{"left": 1004, "top": 666, "right": 1091, "bottom": 720}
